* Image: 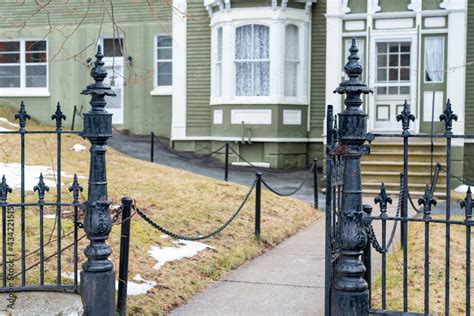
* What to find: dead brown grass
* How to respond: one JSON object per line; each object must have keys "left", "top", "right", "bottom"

{"left": 371, "top": 216, "right": 472, "bottom": 315}
{"left": 0, "top": 105, "right": 319, "bottom": 315}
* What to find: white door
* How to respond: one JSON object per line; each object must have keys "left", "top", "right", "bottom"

{"left": 373, "top": 41, "right": 413, "bottom": 131}
{"left": 100, "top": 38, "right": 124, "bottom": 125}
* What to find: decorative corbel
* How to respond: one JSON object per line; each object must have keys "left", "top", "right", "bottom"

{"left": 371, "top": 0, "right": 381, "bottom": 13}
{"left": 282, "top": 0, "right": 288, "bottom": 10}
{"left": 305, "top": 0, "right": 313, "bottom": 15}
{"left": 440, "top": 0, "right": 448, "bottom": 10}
{"left": 224, "top": 0, "right": 231, "bottom": 11}
{"left": 206, "top": 4, "right": 213, "bottom": 16}
{"left": 272, "top": 0, "right": 277, "bottom": 10}
{"left": 218, "top": 0, "right": 224, "bottom": 11}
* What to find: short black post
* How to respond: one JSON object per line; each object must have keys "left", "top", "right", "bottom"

{"left": 331, "top": 39, "right": 371, "bottom": 315}
{"left": 255, "top": 172, "right": 262, "bottom": 240}
{"left": 117, "top": 197, "right": 133, "bottom": 316}
{"left": 80, "top": 45, "right": 116, "bottom": 316}
{"left": 313, "top": 158, "right": 319, "bottom": 209}
{"left": 224, "top": 143, "right": 229, "bottom": 181}
{"left": 150, "top": 132, "right": 155, "bottom": 163}
{"left": 71, "top": 105, "right": 77, "bottom": 131}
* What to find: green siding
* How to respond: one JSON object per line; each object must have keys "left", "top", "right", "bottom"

{"left": 379, "top": 0, "right": 410, "bottom": 12}
{"left": 422, "top": 0, "right": 443, "bottom": 11}
{"left": 348, "top": 0, "right": 367, "bottom": 14}
{"left": 186, "top": 0, "right": 212, "bottom": 137}
{"left": 309, "top": 0, "right": 326, "bottom": 138}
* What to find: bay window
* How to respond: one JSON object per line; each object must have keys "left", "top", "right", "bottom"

{"left": 210, "top": 7, "right": 309, "bottom": 105}
{"left": 0, "top": 40, "right": 47, "bottom": 92}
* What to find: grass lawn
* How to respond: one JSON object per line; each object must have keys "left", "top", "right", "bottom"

{"left": 371, "top": 215, "right": 472, "bottom": 314}
{"left": 0, "top": 104, "right": 319, "bottom": 315}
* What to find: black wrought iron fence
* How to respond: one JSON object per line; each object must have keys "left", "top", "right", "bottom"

{"left": 0, "top": 102, "right": 84, "bottom": 293}
{"left": 325, "top": 39, "right": 474, "bottom": 315}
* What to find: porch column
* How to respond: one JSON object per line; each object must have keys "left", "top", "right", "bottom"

{"left": 331, "top": 39, "right": 371, "bottom": 315}
{"left": 81, "top": 46, "right": 116, "bottom": 315}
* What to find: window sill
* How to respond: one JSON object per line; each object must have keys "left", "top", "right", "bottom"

{"left": 150, "top": 86, "right": 173, "bottom": 96}
{"left": 0, "top": 89, "right": 50, "bottom": 97}
{"left": 210, "top": 96, "right": 308, "bottom": 105}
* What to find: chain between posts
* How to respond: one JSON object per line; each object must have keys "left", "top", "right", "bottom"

{"left": 134, "top": 180, "right": 256, "bottom": 241}
{"left": 261, "top": 161, "right": 316, "bottom": 197}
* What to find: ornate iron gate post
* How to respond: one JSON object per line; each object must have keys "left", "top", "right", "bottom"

{"left": 331, "top": 39, "right": 371, "bottom": 315}
{"left": 80, "top": 46, "right": 116, "bottom": 315}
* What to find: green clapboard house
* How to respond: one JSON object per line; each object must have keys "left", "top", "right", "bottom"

{"left": 0, "top": 0, "right": 473, "bottom": 187}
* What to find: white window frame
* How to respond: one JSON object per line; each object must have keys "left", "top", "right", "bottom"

{"left": 209, "top": 7, "right": 310, "bottom": 105}
{"left": 0, "top": 39, "right": 49, "bottom": 97}
{"left": 424, "top": 36, "right": 445, "bottom": 84}
{"left": 151, "top": 34, "right": 173, "bottom": 96}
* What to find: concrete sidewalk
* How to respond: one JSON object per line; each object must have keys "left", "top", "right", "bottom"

{"left": 171, "top": 219, "right": 326, "bottom": 316}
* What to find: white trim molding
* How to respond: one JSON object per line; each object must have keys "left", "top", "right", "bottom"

{"left": 171, "top": 136, "right": 324, "bottom": 143}
{"left": 171, "top": 0, "right": 187, "bottom": 139}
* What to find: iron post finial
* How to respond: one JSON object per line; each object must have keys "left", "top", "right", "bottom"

{"left": 0, "top": 175, "right": 12, "bottom": 204}
{"left": 69, "top": 174, "right": 84, "bottom": 204}
{"left": 33, "top": 173, "right": 49, "bottom": 202}
{"left": 396, "top": 100, "right": 415, "bottom": 136}
{"left": 439, "top": 99, "right": 458, "bottom": 135}
{"left": 15, "top": 101, "right": 31, "bottom": 131}
{"left": 418, "top": 185, "right": 437, "bottom": 219}
{"left": 81, "top": 45, "right": 116, "bottom": 112}
{"left": 461, "top": 186, "right": 473, "bottom": 222}
{"left": 51, "top": 102, "right": 67, "bottom": 130}
{"left": 374, "top": 182, "right": 392, "bottom": 217}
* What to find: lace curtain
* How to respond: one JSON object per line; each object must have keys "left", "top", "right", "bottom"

{"left": 285, "top": 25, "right": 299, "bottom": 97}
{"left": 235, "top": 24, "right": 270, "bottom": 96}
{"left": 425, "top": 37, "right": 444, "bottom": 83}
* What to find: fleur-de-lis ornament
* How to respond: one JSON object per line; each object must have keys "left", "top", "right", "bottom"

{"left": 418, "top": 185, "right": 437, "bottom": 219}
{"left": 33, "top": 173, "right": 49, "bottom": 202}
{"left": 51, "top": 102, "right": 66, "bottom": 129}
{"left": 439, "top": 99, "right": 458, "bottom": 135}
{"left": 374, "top": 182, "right": 392, "bottom": 218}
{"left": 15, "top": 101, "right": 31, "bottom": 130}
{"left": 396, "top": 100, "right": 415, "bottom": 136}
{"left": 461, "top": 186, "right": 473, "bottom": 222}
{"left": 69, "top": 174, "right": 83, "bottom": 204}
{"left": 0, "top": 175, "right": 12, "bottom": 204}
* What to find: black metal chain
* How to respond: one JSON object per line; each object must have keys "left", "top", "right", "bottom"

{"left": 261, "top": 162, "right": 316, "bottom": 197}
{"left": 229, "top": 146, "right": 314, "bottom": 175}
{"left": 439, "top": 165, "right": 474, "bottom": 187}
{"left": 368, "top": 176, "right": 403, "bottom": 254}
{"left": 153, "top": 137, "right": 227, "bottom": 161}
{"left": 134, "top": 181, "right": 256, "bottom": 241}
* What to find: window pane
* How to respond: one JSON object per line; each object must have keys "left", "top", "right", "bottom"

{"left": 377, "top": 87, "right": 387, "bottom": 95}
{"left": 157, "top": 61, "right": 172, "bottom": 86}
{"left": 400, "top": 86, "right": 410, "bottom": 94}
{"left": 26, "top": 52, "right": 47, "bottom": 63}
{"left": 253, "top": 61, "right": 269, "bottom": 96}
{"left": 0, "top": 42, "right": 19, "bottom": 52}
{"left": 26, "top": 65, "right": 47, "bottom": 87}
{"left": 377, "top": 54, "right": 387, "bottom": 67}
{"left": 389, "top": 54, "right": 398, "bottom": 67}
{"left": 0, "top": 65, "right": 20, "bottom": 87}
{"left": 235, "top": 25, "right": 252, "bottom": 59}
{"left": 389, "top": 68, "right": 398, "bottom": 81}
{"left": 0, "top": 54, "right": 20, "bottom": 63}
{"left": 425, "top": 37, "right": 444, "bottom": 83}
{"left": 401, "top": 43, "right": 410, "bottom": 52}
{"left": 400, "top": 68, "right": 410, "bottom": 81}
{"left": 389, "top": 44, "right": 399, "bottom": 53}
{"left": 253, "top": 25, "right": 269, "bottom": 59}
{"left": 236, "top": 62, "right": 252, "bottom": 96}
{"left": 377, "top": 69, "right": 387, "bottom": 82}
{"left": 157, "top": 36, "right": 172, "bottom": 48}
{"left": 400, "top": 54, "right": 410, "bottom": 67}
{"left": 389, "top": 86, "right": 398, "bottom": 94}
{"left": 285, "top": 25, "right": 299, "bottom": 60}
{"left": 26, "top": 40, "right": 46, "bottom": 52}
{"left": 217, "top": 28, "right": 223, "bottom": 61}
{"left": 157, "top": 47, "right": 172, "bottom": 60}
{"left": 377, "top": 43, "right": 387, "bottom": 53}
{"left": 103, "top": 38, "right": 123, "bottom": 57}
{"left": 285, "top": 61, "right": 297, "bottom": 97}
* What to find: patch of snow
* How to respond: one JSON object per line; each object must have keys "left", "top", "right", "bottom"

{"left": 455, "top": 185, "right": 472, "bottom": 193}
{"left": 71, "top": 144, "right": 87, "bottom": 152}
{"left": 0, "top": 127, "right": 12, "bottom": 132}
{"left": 44, "top": 214, "right": 56, "bottom": 219}
{"left": 0, "top": 163, "right": 85, "bottom": 191}
{"left": 61, "top": 272, "right": 157, "bottom": 296}
{"left": 149, "top": 240, "right": 214, "bottom": 270}
{"left": 0, "top": 117, "right": 18, "bottom": 128}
